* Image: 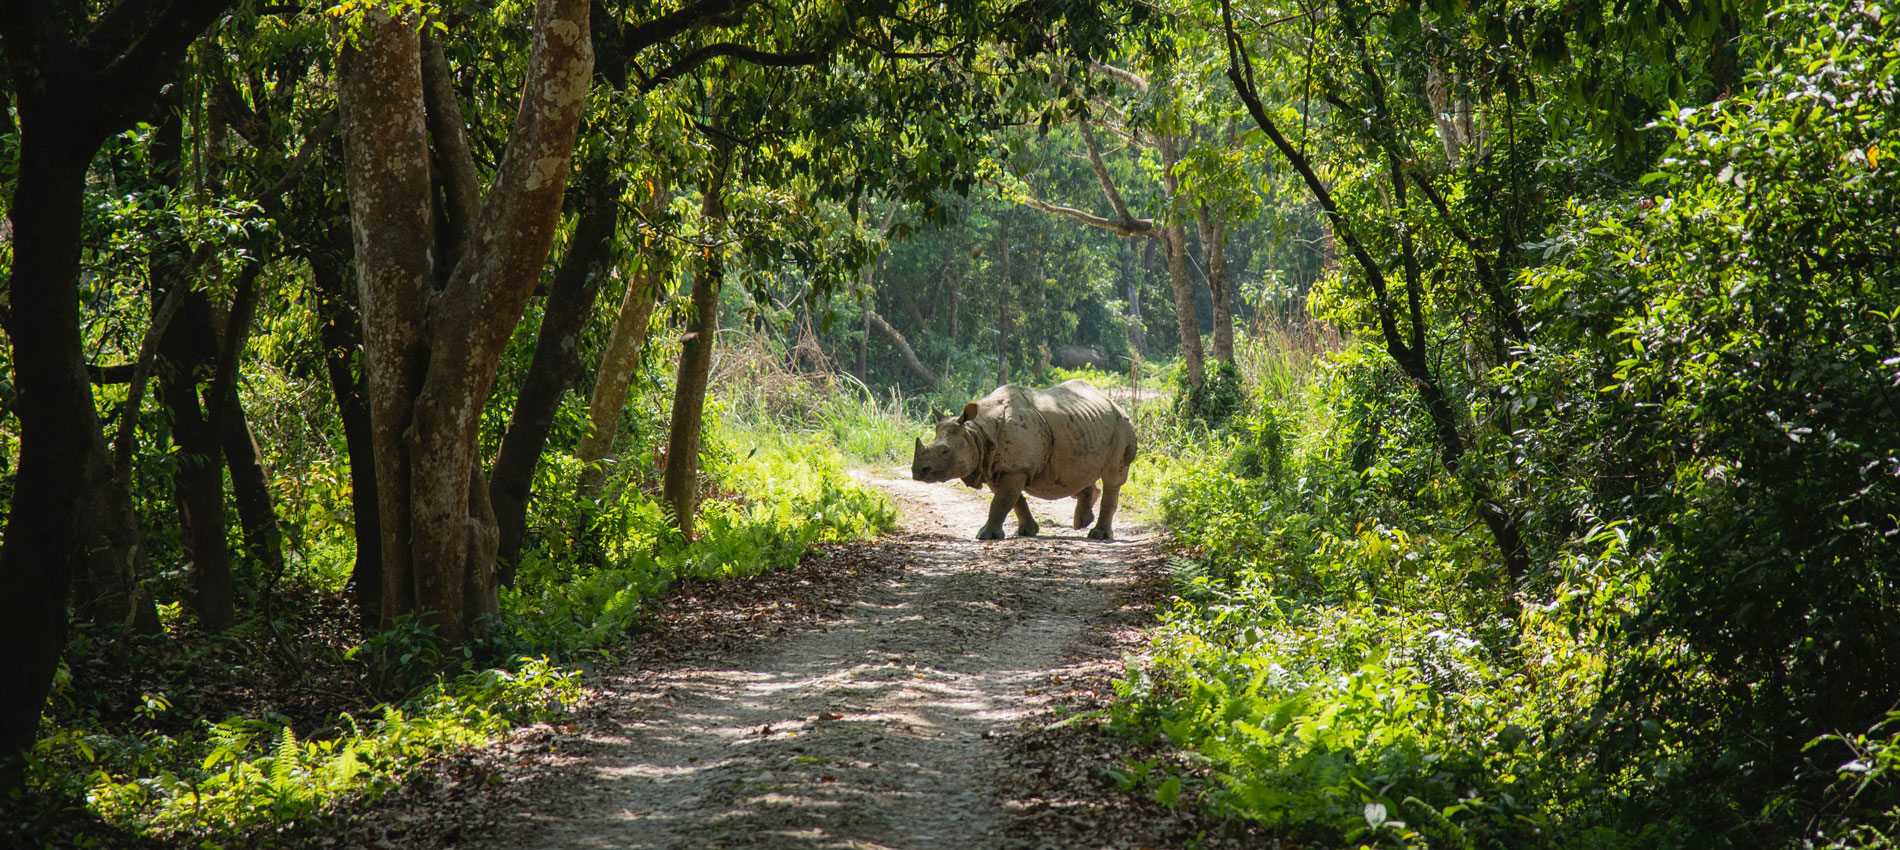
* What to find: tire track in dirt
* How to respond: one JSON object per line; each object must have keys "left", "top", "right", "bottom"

{"left": 476, "top": 469, "right": 1159, "bottom": 850}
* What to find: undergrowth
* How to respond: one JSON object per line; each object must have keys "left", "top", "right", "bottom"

{"left": 1107, "top": 10, "right": 1900, "bottom": 841}
{"left": 13, "top": 349, "right": 895, "bottom": 847}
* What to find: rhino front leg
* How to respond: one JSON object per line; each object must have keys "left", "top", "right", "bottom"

{"left": 978, "top": 472, "right": 1028, "bottom": 540}
{"left": 1013, "top": 495, "right": 1040, "bottom": 537}
{"left": 1073, "top": 484, "right": 1098, "bottom": 530}
{"left": 1088, "top": 479, "right": 1121, "bottom": 541}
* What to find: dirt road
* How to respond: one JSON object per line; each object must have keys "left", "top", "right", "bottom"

{"left": 471, "top": 471, "right": 1164, "bottom": 850}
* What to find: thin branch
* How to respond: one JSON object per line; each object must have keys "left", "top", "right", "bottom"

{"left": 1223, "top": 0, "right": 1404, "bottom": 359}
{"left": 255, "top": 109, "right": 339, "bottom": 205}
{"left": 111, "top": 259, "right": 202, "bottom": 479}
{"left": 1407, "top": 170, "right": 1528, "bottom": 341}
{"left": 1078, "top": 120, "right": 1139, "bottom": 226}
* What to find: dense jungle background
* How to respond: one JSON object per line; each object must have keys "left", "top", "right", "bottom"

{"left": 1, "top": 0, "right": 1896, "bottom": 845}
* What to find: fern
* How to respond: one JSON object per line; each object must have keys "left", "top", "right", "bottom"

{"left": 271, "top": 726, "right": 299, "bottom": 790}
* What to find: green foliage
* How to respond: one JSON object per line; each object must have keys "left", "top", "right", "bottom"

{"left": 1045, "top": 364, "right": 1129, "bottom": 388}
{"left": 1509, "top": 0, "right": 1900, "bottom": 827}
{"left": 1174, "top": 360, "right": 1246, "bottom": 425}
{"left": 1806, "top": 713, "right": 1900, "bottom": 850}
{"left": 1119, "top": 0, "right": 1900, "bottom": 846}
{"left": 31, "top": 657, "right": 579, "bottom": 844}
{"left": 1116, "top": 332, "right": 1636, "bottom": 848}
{"left": 501, "top": 414, "right": 893, "bottom": 655}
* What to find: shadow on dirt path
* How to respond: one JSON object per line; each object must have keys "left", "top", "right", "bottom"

{"left": 473, "top": 470, "right": 1163, "bottom": 850}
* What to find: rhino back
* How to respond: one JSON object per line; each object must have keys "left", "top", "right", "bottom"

{"left": 975, "top": 380, "right": 1134, "bottom": 499}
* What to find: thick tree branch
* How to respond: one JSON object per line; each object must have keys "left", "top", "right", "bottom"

{"left": 1089, "top": 61, "right": 1148, "bottom": 92}
{"left": 256, "top": 109, "right": 339, "bottom": 204}
{"left": 422, "top": 33, "right": 483, "bottom": 265}
{"left": 866, "top": 310, "right": 938, "bottom": 387}
{"left": 203, "top": 260, "right": 268, "bottom": 468}
{"left": 93, "top": 0, "right": 238, "bottom": 127}
{"left": 891, "top": 281, "right": 929, "bottom": 331}
{"left": 1406, "top": 170, "right": 1529, "bottom": 343}
{"left": 998, "top": 179, "right": 1154, "bottom": 237}
{"left": 109, "top": 274, "right": 191, "bottom": 476}
{"left": 207, "top": 56, "right": 271, "bottom": 149}
{"left": 89, "top": 363, "right": 137, "bottom": 385}
{"left": 638, "top": 42, "right": 831, "bottom": 91}
{"left": 620, "top": 0, "right": 754, "bottom": 56}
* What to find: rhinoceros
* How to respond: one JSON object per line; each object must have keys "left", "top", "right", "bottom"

{"left": 911, "top": 380, "right": 1136, "bottom": 540}
{"left": 1051, "top": 344, "right": 1115, "bottom": 372}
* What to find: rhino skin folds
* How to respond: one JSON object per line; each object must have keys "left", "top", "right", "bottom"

{"left": 910, "top": 379, "right": 1137, "bottom": 541}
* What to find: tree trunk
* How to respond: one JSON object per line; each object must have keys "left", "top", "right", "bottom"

{"left": 221, "top": 398, "right": 284, "bottom": 582}
{"left": 946, "top": 256, "right": 960, "bottom": 343}
{"left": 1196, "top": 202, "right": 1235, "bottom": 365}
{"left": 310, "top": 256, "right": 383, "bottom": 624}
{"left": 1157, "top": 227, "right": 1204, "bottom": 389}
{"left": 1121, "top": 237, "right": 1145, "bottom": 357}
{"left": 1225, "top": 16, "right": 1531, "bottom": 582}
{"left": 995, "top": 223, "right": 1012, "bottom": 386}
{"left": 1157, "top": 134, "right": 1205, "bottom": 389}
{"left": 578, "top": 244, "right": 664, "bottom": 499}
{"left": 0, "top": 139, "right": 110, "bottom": 791}
{"left": 146, "top": 88, "right": 259, "bottom": 631}
{"left": 663, "top": 156, "right": 729, "bottom": 538}
{"left": 146, "top": 103, "right": 232, "bottom": 629}
{"left": 89, "top": 462, "right": 165, "bottom": 636}
{"left": 491, "top": 170, "right": 621, "bottom": 584}
{"left": 892, "top": 282, "right": 929, "bottom": 333}
{"left": 856, "top": 305, "right": 870, "bottom": 381}
{"left": 339, "top": 0, "right": 591, "bottom": 641}
{"left": 340, "top": 7, "right": 435, "bottom": 631}
{"left": 74, "top": 100, "right": 192, "bottom": 633}
{"left": 925, "top": 241, "right": 953, "bottom": 325}
{"left": 0, "top": 0, "right": 235, "bottom": 786}
{"left": 156, "top": 293, "right": 237, "bottom": 631}
{"left": 866, "top": 310, "right": 938, "bottom": 387}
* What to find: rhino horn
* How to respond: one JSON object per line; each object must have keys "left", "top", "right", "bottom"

{"left": 959, "top": 402, "right": 979, "bottom": 423}
{"left": 913, "top": 436, "right": 924, "bottom": 456}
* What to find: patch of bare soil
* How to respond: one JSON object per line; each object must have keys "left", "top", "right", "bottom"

{"left": 314, "top": 471, "right": 1260, "bottom": 849}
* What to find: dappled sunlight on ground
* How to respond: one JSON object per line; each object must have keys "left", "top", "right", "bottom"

{"left": 472, "top": 470, "right": 1158, "bottom": 849}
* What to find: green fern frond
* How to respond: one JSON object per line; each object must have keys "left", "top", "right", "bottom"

{"left": 271, "top": 726, "right": 299, "bottom": 788}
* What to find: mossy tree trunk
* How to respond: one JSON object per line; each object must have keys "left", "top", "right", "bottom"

{"left": 338, "top": 0, "right": 591, "bottom": 642}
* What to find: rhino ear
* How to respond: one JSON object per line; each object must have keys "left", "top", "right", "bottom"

{"left": 959, "top": 402, "right": 979, "bottom": 423}
{"left": 931, "top": 405, "right": 947, "bottom": 422}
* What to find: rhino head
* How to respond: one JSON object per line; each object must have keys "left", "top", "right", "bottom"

{"left": 911, "top": 402, "right": 982, "bottom": 483}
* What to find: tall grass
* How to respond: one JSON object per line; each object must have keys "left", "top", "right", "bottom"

{"left": 712, "top": 331, "right": 920, "bottom": 466}
{"left": 1119, "top": 322, "right": 1341, "bottom": 523}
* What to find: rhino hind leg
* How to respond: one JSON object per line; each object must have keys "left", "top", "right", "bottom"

{"left": 1088, "top": 479, "right": 1122, "bottom": 541}
{"left": 1013, "top": 495, "right": 1040, "bottom": 537}
{"left": 1074, "top": 484, "right": 1098, "bottom": 530}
